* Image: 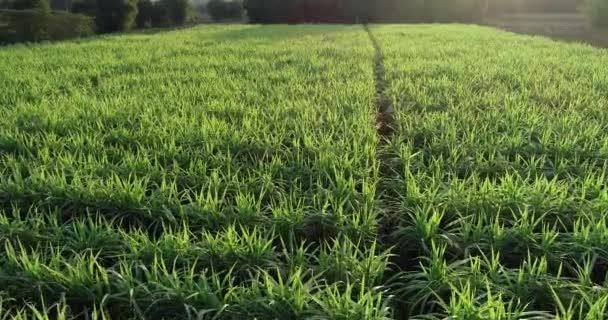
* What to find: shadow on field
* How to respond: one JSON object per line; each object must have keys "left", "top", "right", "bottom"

{"left": 486, "top": 14, "right": 608, "bottom": 49}
{"left": 3, "top": 24, "right": 361, "bottom": 48}
{"left": 209, "top": 24, "right": 360, "bottom": 41}
{"left": 69, "top": 25, "right": 199, "bottom": 44}
{"left": 124, "top": 22, "right": 221, "bottom": 36}
{"left": 510, "top": 29, "right": 608, "bottom": 48}
{"left": 0, "top": 24, "right": 202, "bottom": 48}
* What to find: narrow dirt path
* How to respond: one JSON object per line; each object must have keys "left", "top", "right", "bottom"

{"left": 364, "top": 24, "right": 410, "bottom": 318}
{"left": 364, "top": 24, "right": 394, "bottom": 142}
{"left": 364, "top": 24, "right": 399, "bottom": 242}
{"left": 364, "top": 24, "right": 398, "bottom": 245}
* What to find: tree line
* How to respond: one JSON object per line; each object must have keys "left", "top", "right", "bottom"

{"left": 1, "top": 0, "right": 605, "bottom": 44}
{"left": 0, "top": 0, "right": 194, "bottom": 43}
{"left": 244, "top": 0, "right": 484, "bottom": 23}
{"left": 241, "top": 0, "right": 591, "bottom": 24}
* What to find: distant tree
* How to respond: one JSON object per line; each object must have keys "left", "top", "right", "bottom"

{"left": 369, "top": 0, "right": 424, "bottom": 22}
{"left": 160, "top": 0, "right": 192, "bottom": 25}
{"left": 243, "top": 0, "right": 273, "bottom": 23}
{"left": 1, "top": 9, "right": 93, "bottom": 42}
{"left": 71, "top": 0, "right": 95, "bottom": 15}
{"left": 242, "top": 0, "right": 490, "bottom": 23}
{"left": 50, "top": 0, "right": 71, "bottom": 10}
{"left": 345, "top": 0, "right": 372, "bottom": 22}
{"left": 207, "top": 0, "right": 243, "bottom": 21}
{"left": 136, "top": 0, "right": 154, "bottom": 27}
{"left": 12, "top": 0, "right": 51, "bottom": 12}
{"left": 95, "top": 0, "right": 138, "bottom": 32}
{"left": 7, "top": 0, "right": 51, "bottom": 41}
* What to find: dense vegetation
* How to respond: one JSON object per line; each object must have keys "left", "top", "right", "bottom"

{"left": 0, "top": 9, "right": 93, "bottom": 42}
{"left": 131, "top": 0, "right": 195, "bottom": 29}
{"left": 241, "top": 0, "right": 584, "bottom": 23}
{"left": 243, "top": 0, "right": 484, "bottom": 23}
{"left": 0, "top": 25, "right": 382, "bottom": 319}
{"left": 375, "top": 24, "right": 608, "bottom": 318}
{"left": 1, "top": 0, "right": 194, "bottom": 43}
{"left": 85, "top": 0, "right": 193, "bottom": 31}
{"left": 11, "top": 0, "right": 50, "bottom": 11}
{"left": 206, "top": 0, "right": 243, "bottom": 21}
{"left": 1, "top": 24, "right": 608, "bottom": 318}
{"left": 94, "top": 0, "right": 138, "bottom": 33}
{"left": 2, "top": 0, "right": 602, "bottom": 44}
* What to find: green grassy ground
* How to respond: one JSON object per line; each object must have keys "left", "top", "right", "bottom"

{"left": 374, "top": 24, "right": 608, "bottom": 319}
{"left": 1, "top": 24, "right": 607, "bottom": 319}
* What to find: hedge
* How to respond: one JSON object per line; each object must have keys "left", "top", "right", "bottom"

{"left": 207, "top": 0, "right": 243, "bottom": 21}
{"left": 0, "top": 9, "right": 94, "bottom": 43}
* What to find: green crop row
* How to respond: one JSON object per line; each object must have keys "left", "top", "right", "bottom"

{"left": 0, "top": 25, "right": 393, "bottom": 319}
{"left": 374, "top": 25, "right": 608, "bottom": 319}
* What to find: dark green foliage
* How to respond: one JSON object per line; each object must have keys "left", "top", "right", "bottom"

{"left": 242, "top": 0, "right": 271, "bottom": 23}
{"left": 136, "top": 0, "right": 189, "bottom": 28}
{"left": 206, "top": 0, "right": 243, "bottom": 21}
{"left": 243, "top": 0, "right": 582, "bottom": 23}
{"left": 244, "top": 0, "right": 485, "bottom": 23}
{"left": 0, "top": 9, "right": 93, "bottom": 43}
{"left": 0, "top": 9, "right": 48, "bottom": 41}
{"left": 71, "top": 0, "right": 95, "bottom": 16}
{"left": 584, "top": 0, "right": 608, "bottom": 27}
{"left": 50, "top": 0, "right": 71, "bottom": 10}
{"left": 49, "top": 9, "right": 94, "bottom": 35}
{"left": 95, "top": 0, "right": 138, "bottom": 33}
{"left": 135, "top": 0, "right": 154, "bottom": 27}
{"left": 151, "top": 4, "right": 172, "bottom": 26}
{"left": 244, "top": 0, "right": 367, "bottom": 23}
{"left": 159, "top": 0, "right": 191, "bottom": 25}
{"left": 12, "top": 0, "right": 51, "bottom": 12}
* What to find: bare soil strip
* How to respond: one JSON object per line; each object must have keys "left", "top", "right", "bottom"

{"left": 364, "top": 24, "right": 394, "bottom": 142}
